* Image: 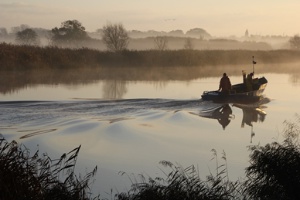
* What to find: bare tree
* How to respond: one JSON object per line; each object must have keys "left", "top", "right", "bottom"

{"left": 102, "top": 23, "right": 129, "bottom": 52}
{"left": 289, "top": 35, "right": 300, "bottom": 49}
{"left": 154, "top": 36, "right": 168, "bottom": 50}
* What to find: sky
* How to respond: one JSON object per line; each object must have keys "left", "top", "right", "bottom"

{"left": 0, "top": 0, "right": 299, "bottom": 37}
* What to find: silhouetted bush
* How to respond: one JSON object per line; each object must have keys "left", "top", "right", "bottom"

{"left": 244, "top": 116, "right": 300, "bottom": 200}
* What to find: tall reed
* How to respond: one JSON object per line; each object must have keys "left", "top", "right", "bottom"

{"left": 115, "top": 154, "right": 243, "bottom": 200}
{"left": 0, "top": 134, "right": 99, "bottom": 200}
{"left": 115, "top": 116, "right": 300, "bottom": 200}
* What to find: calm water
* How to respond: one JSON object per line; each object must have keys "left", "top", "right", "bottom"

{"left": 1, "top": 65, "right": 300, "bottom": 196}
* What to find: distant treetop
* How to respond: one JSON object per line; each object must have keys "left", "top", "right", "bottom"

{"left": 185, "top": 28, "right": 211, "bottom": 39}
{"left": 51, "top": 20, "right": 90, "bottom": 47}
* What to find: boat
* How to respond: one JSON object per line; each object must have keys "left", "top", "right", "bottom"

{"left": 201, "top": 76, "right": 268, "bottom": 103}
{"left": 201, "top": 57, "right": 268, "bottom": 103}
{"left": 201, "top": 56, "right": 268, "bottom": 104}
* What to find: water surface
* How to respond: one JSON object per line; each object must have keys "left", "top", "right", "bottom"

{"left": 1, "top": 65, "right": 300, "bottom": 195}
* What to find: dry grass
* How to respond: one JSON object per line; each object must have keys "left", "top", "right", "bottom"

{"left": 1, "top": 43, "right": 300, "bottom": 70}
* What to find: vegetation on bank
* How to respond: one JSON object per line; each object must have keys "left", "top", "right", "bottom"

{"left": 1, "top": 117, "right": 300, "bottom": 199}
{"left": 1, "top": 43, "right": 300, "bottom": 70}
{"left": 0, "top": 135, "right": 98, "bottom": 200}
{"left": 116, "top": 116, "right": 300, "bottom": 200}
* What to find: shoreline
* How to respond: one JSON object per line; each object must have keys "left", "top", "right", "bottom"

{"left": 1, "top": 43, "right": 300, "bottom": 70}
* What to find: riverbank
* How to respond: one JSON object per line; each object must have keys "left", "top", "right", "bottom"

{"left": 1, "top": 43, "right": 300, "bottom": 70}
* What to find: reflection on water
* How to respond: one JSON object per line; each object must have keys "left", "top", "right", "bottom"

{"left": 1, "top": 63, "right": 300, "bottom": 196}
{"left": 197, "top": 97, "right": 270, "bottom": 141}
{"left": 234, "top": 104, "right": 266, "bottom": 128}
{"left": 2, "top": 97, "right": 271, "bottom": 195}
{"left": 103, "top": 80, "right": 128, "bottom": 99}
{"left": 0, "top": 98, "right": 270, "bottom": 140}
{"left": 1, "top": 63, "right": 300, "bottom": 96}
{"left": 199, "top": 102, "right": 267, "bottom": 130}
{"left": 199, "top": 104, "right": 234, "bottom": 130}
{"left": 0, "top": 87, "right": 294, "bottom": 196}
{"left": 289, "top": 74, "right": 300, "bottom": 86}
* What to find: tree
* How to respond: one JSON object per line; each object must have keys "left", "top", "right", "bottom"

{"left": 51, "top": 20, "right": 89, "bottom": 46}
{"left": 0, "top": 28, "right": 8, "bottom": 37}
{"left": 184, "top": 38, "right": 194, "bottom": 50}
{"left": 289, "top": 35, "right": 300, "bottom": 49}
{"left": 154, "top": 36, "right": 168, "bottom": 50}
{"left": 102, "top": 23, "right": 129, "bottom": 52}
{"left": 11, "top": 24, "right": 30, "bottom": 34}
{"left": 16, "top": 28, "right": 39, "bottom": 45}
{"left": 245, "top": 29, "right": 249, "bottom": 37}
{"left": 186, "top": 28, "right": 211, "bottom": 39}
{"left": 168, "top": 29, "right": 184, "bottom": 37}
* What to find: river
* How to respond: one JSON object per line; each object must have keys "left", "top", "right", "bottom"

{"left": 0, "top": 64, "right": 300, "bottom": 197}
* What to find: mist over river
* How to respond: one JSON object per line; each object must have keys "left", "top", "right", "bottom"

{"left": 1, "top": 64, "right": 300, "bottom": 196}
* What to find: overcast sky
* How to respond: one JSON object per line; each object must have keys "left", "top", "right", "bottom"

{"left": 0, "top": 0, "right": 299, "bottom": 36}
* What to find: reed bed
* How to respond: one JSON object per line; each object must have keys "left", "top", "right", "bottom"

{"left": 116, "top": 154, "right": 244, "bottom": 200}
{"left": 1, "top": 43, "right": 300, "bottom": 70}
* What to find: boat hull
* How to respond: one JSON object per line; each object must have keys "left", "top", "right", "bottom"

{"left": 201, "top": 77, "right": 267, "bottom": 104}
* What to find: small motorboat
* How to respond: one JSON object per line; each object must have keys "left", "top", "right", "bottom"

{"left": 201, "top": 76, "right": 268, "bottom": 104}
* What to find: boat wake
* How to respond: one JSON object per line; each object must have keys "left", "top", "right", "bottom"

{"left": 0, "top": 98, "right": 202, "bottom": 132}
{"left": 0, "top": 97, "right": 270, "bottom": 141}
{"left": 0, "top": 97, "right": 271, "bottom": 195}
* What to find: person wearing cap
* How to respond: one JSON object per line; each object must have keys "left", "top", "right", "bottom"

{"left": 219, "top": 73, "right": 232, "bottom": 95}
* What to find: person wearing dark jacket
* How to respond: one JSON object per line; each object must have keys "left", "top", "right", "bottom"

{"left": 246, "top": 72, "right": 254, "bottom": 91}
{"left": 219, "top": 73, "right": 232, "bottom": 95}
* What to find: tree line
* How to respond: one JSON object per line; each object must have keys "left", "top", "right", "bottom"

{"left": 11, "top": 20, "right": 193, "bottom": 51}
{"left": 14, "top": 20, "right": 130, "bottom": 52}
{"left": 8, "top": 19, "right": 300, "bottom": 51}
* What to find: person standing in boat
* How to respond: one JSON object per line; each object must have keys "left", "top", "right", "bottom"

{"left": 219, "top": 73, "right": 232, "bottom": 95}
{"left": 246, "top": 72, "right": 254, "bottom": 91}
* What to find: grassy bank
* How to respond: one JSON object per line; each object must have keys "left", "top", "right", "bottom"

{"left": 1, "top": 43, "right": 300, "bottom": 70}
{"left": 1, "top": 117, "right": 300, "bottom": 199}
